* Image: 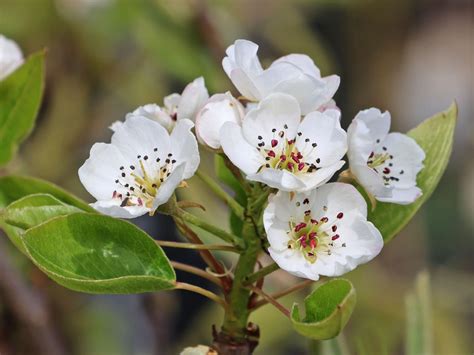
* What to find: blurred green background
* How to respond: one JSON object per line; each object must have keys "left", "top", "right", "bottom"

{"left": 0, "top": 0, "right": 472, "bottom": 354}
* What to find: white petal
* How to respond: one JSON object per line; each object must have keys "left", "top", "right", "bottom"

{"left": 222, "top": 39, "right": 263, "bottom": 101}
{"left": 271, "top": 53, "right": 321, "bottom": 78}
{"left": 91, "top": 200, "right": 149, "bottom": 219}
{"left": 0, "top": 35, "right": 24, "bottom": 81}
{"left": 351, "top": 163, "right": 391, "bottom": 198}
{"left": 195, "top": 92, "right": 244, "bottom": 150}
{"left": 268, "top": 248, "right": 321, "bottom": 281}
{"left": 242, "top": 93, "right": 301, "bottom": 147}
{"left": 111, "top": 115, "right": 171, "bottom": 164}
{"left": 297, "top": 161, "right": 345, "bottom": 191}
{"left": 296, "top": 109, "right": 347, "bottom": 166}
{"left": 347, "top": 119, "right": 374, "bottom": 166}
{"left": 377, "top": 186, "right": 422, "bottom": 205}
{"left": 309, "top": 183, "right": 368, "bottom": 221}
{"left": 255, "top": 61, "right": 305, "bottom": 96}
{"left": 220, "top": 122, "right": 264, "bottom": 175}
{"left": 153, "top": 163, "right": 187, "bottom": 209}
{"left": 128, "top": 103, "right": 174, "bottom": 131}
{"left": 247, "top": 169, "right": 306, "bottom": 191}
{"left": 170, "top": 119, "right": 200, "bottom": 179}
{"left": 164, "top": 93, "right": 181, "bottom": 112}
{"left": 78, "top": 143, "right": 128, "bottom": 201}
{"left": 177, "top": 77, "right": 209, "bottom": 121}
{"left": 352, "top": 108, "right": 391, "bottom": 143}
{"left": 109, "top": 120, "right": 123, "bottom": 132}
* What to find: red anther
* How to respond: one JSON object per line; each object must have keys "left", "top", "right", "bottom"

{"left": 310, "top": 238, "right": 317, "bottom": 249}
{"left": 369, "top": 151, "right": 374, "bottom": 158}
{"left": 112, "top": 190, "right": 117, "bottom": 198}
{"left": 320, "top": 217, "right": 328, "bottom": 223}
{"left": 383, "top": 167, "right": 391, "bottom": 174}
{"left": 287, "top": 162, "right": 294, "bottom": 170}
{"left": 291, "top": 153, "right": 300, "bottom": 163}
{"left": 137, "top": 198, "right": 143, "bottom": 206}
{"left": 308, "top": 232, "right": 317, "bottom": 239}
{"left": 298, "top": 162, "right": 305, "bottom": 171}
{"left": 287, "top": 139, "right": 294, "bottom": 145}
{"left": 297, "top": 152, "right": 303, "bottom": 159}
{"left": 294, "top": 222, "right": 307, "bottom": 232}
{"left": 271, "top": 139, "right": 278, "bottom": 148}
{"left": 280, "top": 154, "right": 287, "bottom": 161}
{"left": 332, "top": 225, "right": 338, "bottom": 232}
{"left": 267, "top": 150, "right": 276, "bottom": 158}
{"left": 311, "top": 219, "right": 318, "bottom": 224}
{"left": 332, "top": 234, "right": 340, "bottom": 241}
{"left": 337, "top": 212, "right": 344, "bottom": 219}
{"left": 300, "top": 234, "right": 307, "bottom": 248}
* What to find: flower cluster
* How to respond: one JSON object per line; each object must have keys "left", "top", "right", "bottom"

{"left": 78, "top": 39, "right": 425, "bottom": 281}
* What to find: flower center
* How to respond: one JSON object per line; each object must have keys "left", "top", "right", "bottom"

{"left": 367, "top": 143, "right": 403, "bottom": 186}
{"left": 111, "top": 150, "right": 178, "bottom": 209}
{"left": 287, "top": 201, "right": 346, "bottom": 263}
{"left": 256, "top": 127, "right": 320, "bottom": 175}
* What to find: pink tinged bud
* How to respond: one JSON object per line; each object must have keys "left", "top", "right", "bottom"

{"left": 268, "top": 150, "right": 276, "bottom": 158}
{"left": 294, "top": 222, "right": 307, "bottom": 232}
{"left": 298, "top": 162, "right": 305, "bottom": 171}
{"left": 271, "top": 139, "right": 278, "bottom": 148}
{"left": 332, "top": 234, "right": 340, "bottom": 241}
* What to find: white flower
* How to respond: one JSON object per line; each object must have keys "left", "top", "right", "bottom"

{"left": 111, "top": 77, "right": 209, "bottom": 132}
{"left": 220, "top": 93, "right": 347, "bottom": 192}
{"left": 222, "top": 39, "right": 339, "bottom": 114}
{"left": 79, "top": 115, "right": 200, "bottom": 218}
{"left": 0, "top": 34, "right": 24, "bottom": 81}
{"left": 195, "top": 92, "right": 245, "bottom": 150}
{"left": 264, "top": 183, "right": 383, "bottom": 280}
{"left": 347, "top": 108, "right": 425, "bottom": 204}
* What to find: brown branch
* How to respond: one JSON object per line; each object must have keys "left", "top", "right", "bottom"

{"left": 248, "top": 285, "right": 290, "bottom": 318}
{"left": 0, "top": 236, "right": 67, "bottom": 355}
{"left": 251, "top": 280, "right": 315, "bottom": 310}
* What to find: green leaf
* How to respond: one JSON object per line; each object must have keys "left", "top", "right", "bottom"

{"left": 22, "top": 213, "right": 176, "bottom": 294}
{"left": 291, "top": 279, "right": 356, "bottom": 340}
{"left": 368, "top": 103, "right": 457, "bottom": 242}
{"left": 405, "top": 271, "right": 433, "bottom": 355}
{"left": 0, "top": 51, "right": 45, "bottom": 166}
{"left": 0, "top": 175, "right": 94, "bottom": 212}
{"left": 1, "top": 193, "right": 82, "bottom": 253}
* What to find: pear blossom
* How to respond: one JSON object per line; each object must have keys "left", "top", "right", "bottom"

{"left": 0, "top": 34, "right": 24, "bottom": 81}
{"left": 347, "top": 108, "right": 425, "bottom": 204}
{"left": 111, "top": 77, "right": 209, "bottom": 132}
{"left": 195, "top": 92, "right": 245, "bottom": 150}
{"left": 79, "top": 115, "right": 200, "bottom": 218}
{"left": 220, "top": 93, "right": 347, "bottom": 192}
{"left": 264, "top": 183, "right": 383, "bottom": 280}
{"left": 222, "top": 39, "right": 339, "bottom": 114}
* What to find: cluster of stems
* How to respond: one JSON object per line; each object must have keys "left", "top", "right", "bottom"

{"left": 157, "top": 157, "right": 317, "bottom": 353}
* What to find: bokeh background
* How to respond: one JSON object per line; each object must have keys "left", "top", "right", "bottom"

{"left": 0, "top": 0, "right": 472, "bottom": 354}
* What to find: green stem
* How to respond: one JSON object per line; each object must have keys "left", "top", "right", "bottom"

{"left": 171, "top": 261, "right": 222, "bottom": 286}
{"left": 247, "top": 286, "right": 290, "bottom": 318}
{"left": 156, "top": 240, "right": 239, "bottom": 253}
{"left": 177, "top": 209, "right": 244, "bottom": 249}
{"left": 243, "top": 263, "right": 279, "bottom": 286}
{"left": 175, "top": 282, "right": 227, "bottom": 309}
{"left": 251, "top": 280, "right": 314, "bottom": 311}
{"left": 196, "top": 170, "right": 245, "bottom": 220}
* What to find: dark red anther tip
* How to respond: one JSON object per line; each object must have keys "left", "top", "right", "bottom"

{"left": 271, "top": 139, "right": 278, "bottom": 148}
{"left": 298, "top": 162, "right": 305, "bottom": 171}
{"left": 268, "top": 150, "right": 276, "bottom": 158}
{"left": 337, "top": 212, "right": 344, "bottom": 219}
{"left": 332, "top": 234, "right": 340, "bottom": 241}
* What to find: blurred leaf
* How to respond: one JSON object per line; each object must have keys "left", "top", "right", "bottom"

{"left": 0, "top": 175, "right": 94, "bottom": 211}
{"left": 0, "top": 51, "right": 45, "bottom": 166}
{"left": 291, "top": 279, "right": 356, "bottom": 340}
{"left": 22, "top": 213, "right": 176, "bottom": 293}
{"left": 368, "top": 103, "right": 457, "bottom": 242}
{"left": 215, "top": 154, "right": 247, "bottom": 235}
{"left": 320, "top": 333, "right": 351, "bottom": 355}
{"left": 405, "top": 271, "right": 433, "bottom": 355}
{"left": 1, "top": 193, "right": 81, "bottom": 253}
